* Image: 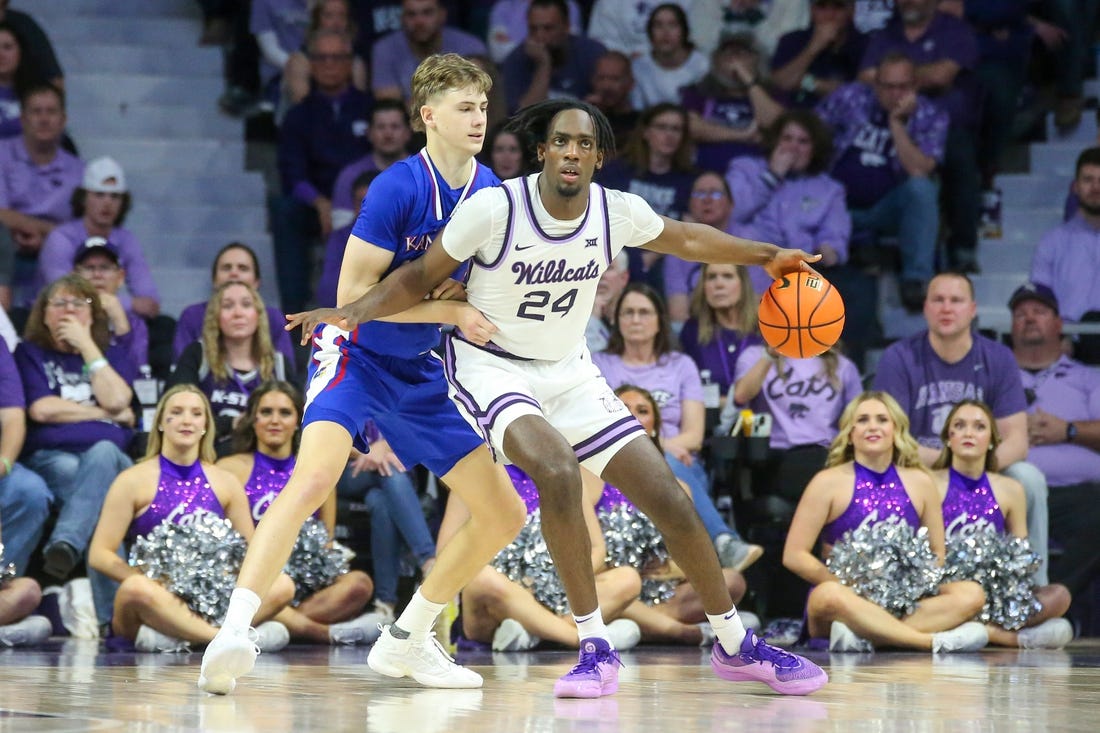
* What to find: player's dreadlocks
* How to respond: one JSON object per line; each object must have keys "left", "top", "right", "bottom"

{"left": 504, "top": 99, "right": 617, "bottom": 172}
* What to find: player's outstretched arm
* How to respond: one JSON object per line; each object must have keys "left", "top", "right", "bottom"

{"left": 643, "top": 216, "right": 821, "bottom": 279}
{"left": 285, "top": 240, "right": 466, "bottom": 341}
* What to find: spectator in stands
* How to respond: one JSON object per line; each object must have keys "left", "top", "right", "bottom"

{"left": 335, "top": 418, "right": 438, "bottom": 627}
{"left": 584, "top": 51, "right": 640, "bottom": 152}
{"left": 817, "top": 51, "right": 947, "bottom": 312}
{"left": 70, "top": 238, "right": 146, "bottom": 369}
{"left": 174, "top": 243, "right": 297, "bottom": 371}
{"left": 630, "top": 4, "right": 709, "bottom": 110}
{"left": 681, "top": 32, "right": 782, "bottom": 174}
{"left": 330, "top": 100, "right": 411, "bottom": 230}
{"left": 218, "top": 383, "right": 382, "bottom": 645}
{"left": 871, "top": 272, "right": 1051, "bottom": 586}
{"left": 487, "top": 0, "right": 583, "bottom": 63}
{"left": 664, "top": 173, "right": 753, "bottom": 325}
{"left": 593, "top": 283, "right": 763, "bottom": 572}
{"left": 0, "top": 339, "right": 50, "bottom": 576}
{"left": 710, "top": 0, "right": 810, "bottom": 58}
{"left": 317, "top": 171, "right": 378, "bottom": 308}
{"left": 0, "top": 21, "right": 44, "bottom": 140}
{"left": 170, "top": 281, "right": 297, "bottom": 457}
{"left": 585, "top": 250, "right": 630, "bottom": 353}
{"left": 15, "top": 274, "right": 136, "bottom": 623}
{"left": 726, "top": 109, "right": 850, "bottom": 296}
{"left": 680, "top": 263, "right": 761, "bottom": 402}
{"left": 0, "top": 1, "right": 63, "bottom": 90}
{"left": 1031, "top": 147, "right": 1100, "bottom": 325}
{"left": 1009, "top": 283, "right": 1100, "bottom": 600}
{"left": 598, "top": 103, "right": 696, "bottom": 289}
{"left": 770, "top": 0, "right": 868, "bottom": 109}
{"left": 731, "top": 344, "right": 862, "bottom": 503}
{"left": 782, "top": 390, "right": 989, "bottom": 654}
{"left": 284, "top": 0, "right": 368, "bottom": 106}
{"left": 0, "top": 83, "right": 82, "bottom": 309}
{"left": 371, "top": 0, "right": 486, "bottom": 101}
{"left": 479, "top": 122, "right": 525, "bottom": 180}
{"left": 859, "top": 0, "right": 981, "bottom": 275}
{"left": 1040, "top": 0, "right": 1100, "bottom": 130}
{"left": 500, "top": 0, "right": 606, "bottom": 113}
{"left": 275, "top": 28, "right": 371, "bottom": 313}
{"left": 853, "top": 0, "right": 894, "bottom": 34}
{"left": 36, "top": 157, "right": 160, "bottom": 319}
{"left": 587, "top": 0, "right": 713, "bottom": 60}
{"left": 89, "top": 384, "right": 295, "bottom": 652}
{"left": 250, "top": 0, "right": 310, "bottom": 105}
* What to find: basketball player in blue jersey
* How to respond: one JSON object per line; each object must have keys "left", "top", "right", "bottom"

{"left": 197, "top": 54, "right": 527, "bottom": 695}
{"left": 288, "top": 99, "right": 830, "bottom": 698}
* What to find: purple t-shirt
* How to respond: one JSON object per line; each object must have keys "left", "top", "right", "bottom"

{"left": 0, "top": 137, "right": 83, "bottom": 223}
{"left": 591, "top": 350, "right": 703, "bottom": 440}
{"left": 597, "top": 161, "right": 694, "bottom": 220}
{"left": 679, "top": 322, "right": 762, "bottom": 397}
{"left": 501, "top": 34, "right": 608, "bottom": 113}
{"left": 771, "top": 25, "right": 869, "bottom": 108}
{"left": 1030, "top": 215, "right": 1100, "bottom": 322}
{"left": 860, "top": 12, "right": 979, "bottom": 127}
{"left": 872, "top": 331, "right": 1027, "bottom": 451}
{"left": 816, "top": 83, "right": 948, "bottom": 208}
{"left": 0, "top": 340, "right": 24, "bottom": 410}
{"left": 734, "top": 344, "right": 863, "bottom": 450}
{"left": 250, "top": 0, "right": 309, "bottom": 85}
{"left": 680, "top": 83, "right": 760, "bottom": 173}
{"left": 1019, "top": 355, "right": 1100, "bottom": 487}
{"left": 173, "top": 302, "right": 297, "bottom": 369}
{"left": 370, "top": 27, "right": 486, "bottom": 100}
{"left": 35, "top": 220, "right": 160, "bottom": 306}
{"left": 14, "top": 337, "right": 137, "bottom": 455}
{"left": 331, "top": 154, "right": 382, "bottom": 225}
{"left": 0, "top": 86, "right": 20, "bottom": 139}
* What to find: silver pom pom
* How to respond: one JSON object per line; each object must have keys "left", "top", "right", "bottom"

{"left": 944, "top": 526, "right": 1041, "bottom": 630}
{"left": 0, "top": 543, "right": 15, "bottom": 588}
{"left": 286, "top": 517, "right": 350, "bottom": 604}
{"left": 599, "top": 506, "right": 676, "bottom": 605}
{"left": 490, "top": 510, "right": 571, "bottom": 616}
{"left": 129, "top": 512, "right": 248, "bottom": 624}
{"left": 827, "top": 516, "right": 944, "bottom": 617}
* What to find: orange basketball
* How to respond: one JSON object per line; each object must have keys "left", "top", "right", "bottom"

{"left": 758, "top": 272, "right": 845, "bottom": 359}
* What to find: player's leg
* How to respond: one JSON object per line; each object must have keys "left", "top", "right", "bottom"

{"left": 602, "top": 436, "right": 828, "bottom": 695}
{"left": 198, "top": 419, "right": 351, "bottom": 694}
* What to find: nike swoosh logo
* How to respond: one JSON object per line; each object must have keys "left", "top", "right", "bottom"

{"left": 723, "top": 611, "right": 737, "bottom": 621}
{"left": 515, "top": 243, "right": 539, "bottom": 251}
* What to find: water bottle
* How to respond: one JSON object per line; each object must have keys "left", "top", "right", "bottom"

{"left": 134, "top": 365, "right": 159, "bottom": 432}
{"left": 700, "top": 369, "right": 720, "bottom": 409}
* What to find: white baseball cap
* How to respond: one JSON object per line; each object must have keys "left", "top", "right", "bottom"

{"left": 82, "top": 156, "right": 127, "bottom": 193}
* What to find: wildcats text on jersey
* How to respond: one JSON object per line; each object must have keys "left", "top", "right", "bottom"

{"left": 513, "top": 258, "right": 600, "bottom": 285}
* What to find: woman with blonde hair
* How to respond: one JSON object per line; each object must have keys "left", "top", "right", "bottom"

{"left": 88, "top": 385, "right": 294, "bottom": 652}
{"left": 170, "top": 281, "right": 295, "bottom": 456}
{"left": 932, "top": 399, "right": 1073, "bottom": 649}
{"left": 782, "top": 391, "right": 991, "bottom": 653}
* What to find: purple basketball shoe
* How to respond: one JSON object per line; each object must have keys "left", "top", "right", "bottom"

{"left": 553, "top": 638, "right": 622, "bottom": 699}
{"left": 711, "top": 629, "right": 828, "bottom": 695}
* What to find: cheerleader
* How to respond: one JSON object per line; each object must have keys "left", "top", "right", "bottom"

{"left": 933, "top": 400, "right": 1073, "bottom": 649}
{"left": 218, "top": 382, "right": 378, "bottom": 645}
{"left": 88, "top": 385, "right": 294, "bottom": 651}
{"left": 783, "top": 391, "right": 989, "bottom": 653}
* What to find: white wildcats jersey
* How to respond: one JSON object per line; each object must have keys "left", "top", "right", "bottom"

{"left": 461, "top": 178, "right": 611, "bottom": 361}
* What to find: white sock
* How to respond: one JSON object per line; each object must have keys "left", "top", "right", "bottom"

{"left": 394, "top": 589, "right": 446, "bottom": 638}
{"left": 573, "top": 608, "right": 608, "bottom": 643}
{"left": 222, "top": 588, "right": 261, "bottom": 632}
{"left": 707, "top": 608, "right": 747, "bottom": 656}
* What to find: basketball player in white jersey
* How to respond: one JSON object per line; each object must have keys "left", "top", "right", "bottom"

{"left": 288, "top": 99, "right": 829, "bottom": 697}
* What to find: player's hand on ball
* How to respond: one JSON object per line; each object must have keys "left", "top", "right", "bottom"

{"left": 764, "top": 248, "right": 821, "bottom": 280}
{"left": 285, "top": 307, "right": 356, "bottom": 344}
{"left": 456, "top": 304, "right": 498, "bottom": 346}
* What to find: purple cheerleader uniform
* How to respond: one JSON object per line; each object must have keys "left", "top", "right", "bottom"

{"left": 127, "top": 456, "right": 224, "bottom": 541}
{"left": 822, "top": 462, "right": 921, "bottom": 546}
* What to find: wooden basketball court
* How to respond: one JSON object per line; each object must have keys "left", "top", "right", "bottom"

{"left": 2, "top": 641, "right": 1099, "bottom": 731}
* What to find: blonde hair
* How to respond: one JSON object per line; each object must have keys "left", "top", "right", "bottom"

{"left": 201, "top": 281, "right": 275, "bottom": 384}
{"left": 144, "top": 384, "right": 218, "bottom": 464}
{"left": 688, "top": 263, "right": 758, "bottom": 345}
{"left": 931, "top": 399, "right": 1001, "bottom": 472}
{"left": 409, "top": 53, "right": 492, "bottom": 132}
{"left": 826, "top": 391, "right": 923, "bottom": 469}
